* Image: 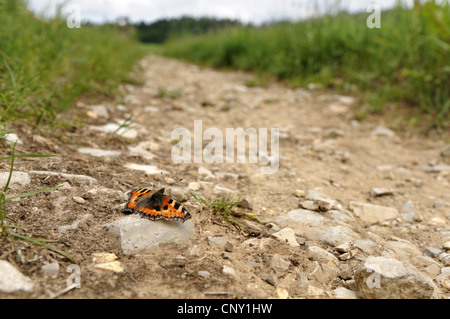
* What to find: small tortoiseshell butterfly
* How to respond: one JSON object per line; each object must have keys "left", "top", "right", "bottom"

{"left": 123, "top": 188, "right": 191, "bottom": 222}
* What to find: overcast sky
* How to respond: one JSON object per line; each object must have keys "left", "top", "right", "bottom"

{"left": 27, "top": 0, "right": 414, "bottom": 24}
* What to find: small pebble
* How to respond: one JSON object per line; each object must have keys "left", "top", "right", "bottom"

{"left": 41, "top": 262, "right": 59, "bottom": 278}
{"left": 422, "top": 247, "right": 443, "bottom": 258}
{"left": 335, "top": 243, "right": 351, "bottom": 253}
{"left": 72, "top": 196, "right": 86, "bottom": 204}
{"left": 188, "top": 182, "right": 201, "bottom": 191}
{"left": 370, "top": 187, "right": 394, "bottom": 197}
{"left": 443, "top": 242, "right": 450, "bottom": 251}
{"left": 274, "top": 287, "right": 289, "bottom": 299}
{"left": 294, "top": 190, "right": 305, "bottom": 198}
{"left": 197, "top": 271, "right": 210, "bottom": 279}
{"left": 223, "top": 265, "right": 236, "bottom": 276}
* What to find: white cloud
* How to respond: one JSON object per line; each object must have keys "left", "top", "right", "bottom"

{"left": 26, "top": 0, "right": 411, "bottom": 24}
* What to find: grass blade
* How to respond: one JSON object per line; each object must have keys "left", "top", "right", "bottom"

{"left": 0, "top": 154, "right": 58, "bottom": 161}
{"left": 3, "top": 141, "right": 17, "bottom": 193}
{"left": 1, "top": 56, "right": 16, "bottom": 87}
{"left": 6, "top": 185, "right": 64, "bottom": 202}
{"left": 190, "top": 192, "right": 207, "bottom": 207}
{"left": 113, "top": 113, "right": 134, "bottom": 135}
{"left": 0, "top": 192, "right": 6, "bottom": 234}
{"left": 9, "top": 231, "right": 79, "bottom": 264}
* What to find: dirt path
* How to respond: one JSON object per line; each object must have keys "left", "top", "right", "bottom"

{"left": 1, "top": 55, "right": 449, "bottom": 299}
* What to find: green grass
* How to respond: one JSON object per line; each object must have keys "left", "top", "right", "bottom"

{"left": 191, "top": 192, "right": 261, "bottom": 228}
{"left": 157, "top": 87, "right": 183, "bottom": 100}
{"left": 163, "top": 2, "right": 450, "bottom": 130}
{"left": 0, "top": 1, "right": 147, "bottom": 128}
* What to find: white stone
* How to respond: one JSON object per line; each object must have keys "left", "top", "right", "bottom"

{"left": 127, "top": 144, "right": 156, "bottom": 160}
{"left": 188, "top": 182, "right": 201, "bottom": 191}
{"left": 370, "top": 125, "right": 395, "bottom": 137}
{"left": 144, "top": 106, "right": 160, "bottom": 113}
{"left": 294, "top": 189, "right": 305, "bottom": 197}
{"left": 355, "top": 256, "right": 434, "bottom": 299}
{"left": 272, "top": 228, "right": 300, "bottom": 247}
{"left": 78, "top": 147, "right": 121, "bottom": 158}
{"left": 3, "top": 133, "right": 23, "bottom": 146}
{"left": 90, "top": 123, "right": 138, "bottom": 139}
{"left": 400, "top": 201, "right": 418, "bottom": 223}
{"left": 333, "top": 287, "right": 359, "bottom": 299}
{"left": 72, "top": 196, "right": 86, "bottom": 204}
{"left": 0, "top": 261, "right": 34, "bottom": 293}
{"left": 307, "top": 285, "right": 324, "bottom": 296}
{"left": 88, "top": 105, "right": 109, "bottom": 118}
{"left": 0, "top": 172, "right": 30, "bottom": 189}
{"left": 335, "top": 243, "right": 352, "bottom": 253}
{"left": 208, "top": 236, "right": 228, "bottom": 248}
{"left": 100, "top": 215, "right": 195, "bottom": 255}
{"left": 309, "top": 261, "right": 341, "bottom": 283}
{"left": 319, "top": 225, "right": 357, "bottom": 247}
{"left": 213, "top": 185, "right": 237, "bottom": 197}
{"left": 30, "top": 171, "right": 98, "bottom": 185}
{"left": 349, "top": 201, "right": 399, "bottom": 225}
{"left": 237, "top": 196, "right": 253, "bottom": 209}
{"left": 422, "top": 247, "right": 443, "bottom": 258}
{"left": 197, "top": 271, "right": 210, "bottom": 279}
{"left": 439, "top": 253, "right": 450, "bottom": 266}
{"left": 383, "top": 241, "right": 422, "bottom": 261}
{"left": 58, "top": 214, "right": 93, "bottom": 234}
{"left": 215, "top": 172, "right": 239, "bottom": 182}
{"left": 421, "top": 164, "right": 450, "bottom": 173}
{"left": 328, "top": 103, "right": 349, "bottom": 114}
{"left": 299, "top": 200, "right": 319, "bottom": 211}
{"left": 370, "top": 188, "right": 394, "bottom": 197}
{"left": 222, "top": 265, "right": 236, "bottom": 276}
{"left": 41, "top": 263, "right": 59, "bottom": 278}
{"left": 266, "top": 254, "right": 290, "bottom": 272}
{"left": 274, "top": 287, "right": 289, "bottom": 299}
{"left": 124, "top": 163, "right": 170, "bottom": 175}
{"left": 198, "top": 167, "right": 215, "bottom": 180}
{"left": 307, "top": 246, "right": 339, "bottom": 265}
{"left": 94, "top": 261, "right": 124, "bottom": 273}
{"left": 274, "top": 209, "right": 326, "bottom": 242}
{"left": 443, "top": 242, "right": 450, "bottom": 251}
{"left": 354, "top": 239, "right": 378, "bottom": 254}
{"left": 92, "top": 252, "right": 118, "bottom": 263}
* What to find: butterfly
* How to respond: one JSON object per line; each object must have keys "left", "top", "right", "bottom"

{"left": 123, "top": 188, "right": 191, "bottom": 222}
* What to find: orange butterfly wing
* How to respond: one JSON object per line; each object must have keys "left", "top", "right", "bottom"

{"left": 123, "top": 188, "right": 153, "bottom": 213}
{"left": 122, "top": 188, "right": 191, "bottom": 222}
{"left": 160, "top": 197, "right": 191, "bottom": 221}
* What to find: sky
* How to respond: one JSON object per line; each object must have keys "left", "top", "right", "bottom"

{"left": 27, "top": 0, "right": 415, "bottom": 24}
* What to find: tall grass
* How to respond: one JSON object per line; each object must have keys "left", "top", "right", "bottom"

{"left": 163, "top": 2, "right": 449, "bottom": 128}
{"left": 0, "top": 0, "right": 147, "bottom": 127}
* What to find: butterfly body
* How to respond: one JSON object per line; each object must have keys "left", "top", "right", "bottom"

{"left": 123, "top": 188, "right": 191, "bottom": 222}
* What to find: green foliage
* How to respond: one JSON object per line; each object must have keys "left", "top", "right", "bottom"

{"left": 163, "top": 2, "right": 450, "bottom": 128}
{"left": 191, "top": 192, "right": 261, "bottom": 228}
{"left": 135, "top": 16, "right": 243, "bottom": 44}
{"left": 0, "top": 1, "right": 147, "bottom": 127}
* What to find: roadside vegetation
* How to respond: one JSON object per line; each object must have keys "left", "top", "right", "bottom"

{"left": 0, "top": 0, "right": 147, "bottom": 130}
{"left": 163, "top": 1, "right": 449, "bottom": 132}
